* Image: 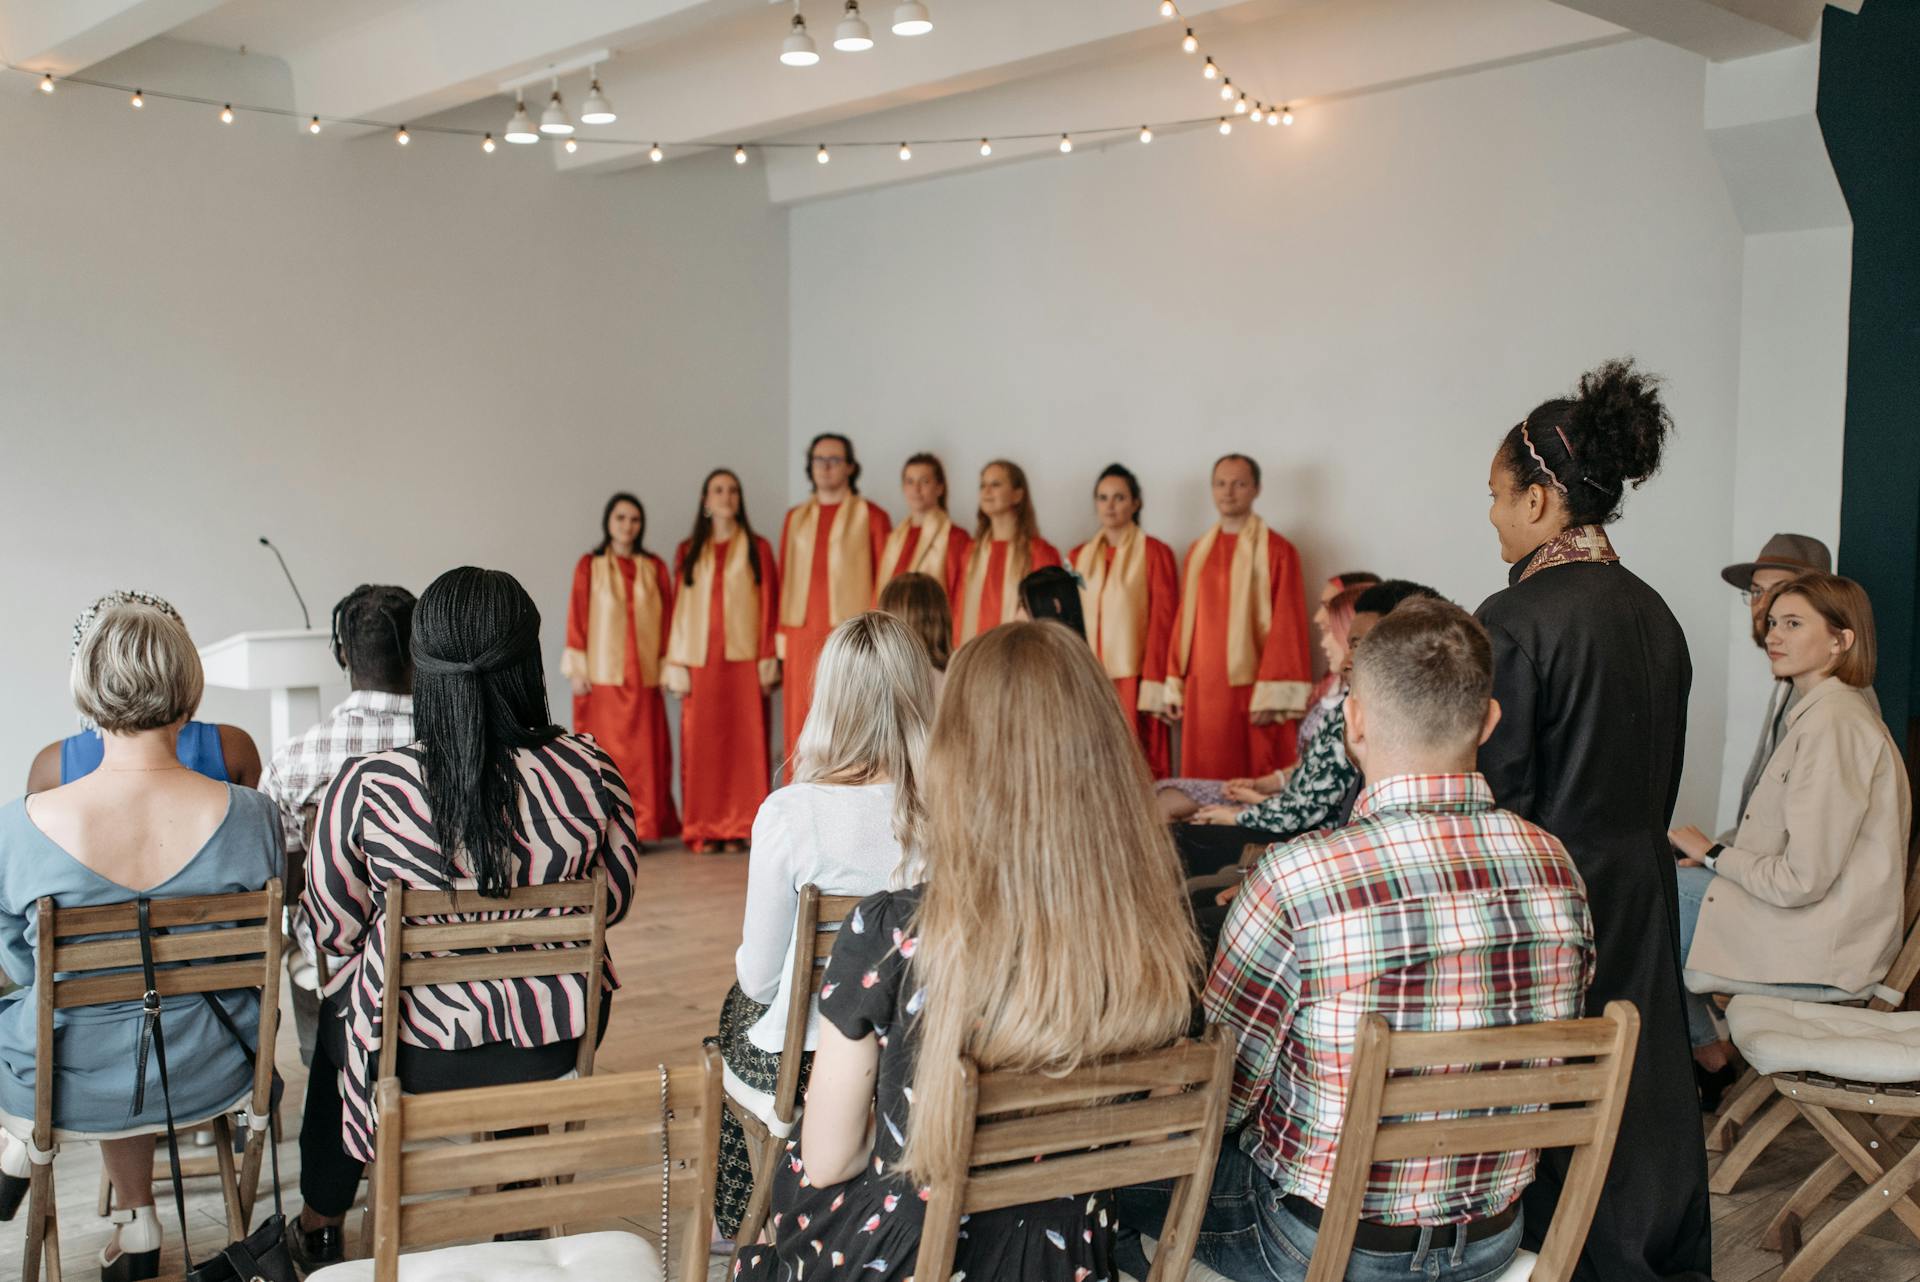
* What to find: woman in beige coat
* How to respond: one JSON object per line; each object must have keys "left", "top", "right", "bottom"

{"left": 1670, "top": 573, "right": 1911, "bottom": 1076}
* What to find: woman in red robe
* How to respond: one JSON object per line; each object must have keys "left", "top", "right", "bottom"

{"left": 955, "top": 459, "right": 1062, "bottom": 646}
{"left": 876, "top": 452, "right": 971, "bottom": 602}
{"left": 563, "top": 492, "right": 679, "bottom": 841}
{"left": 668, "top": 469, "right": 779, "bottom": 852}
{"left": 1069, "top": 464, "right": 1179, "bottom": 777}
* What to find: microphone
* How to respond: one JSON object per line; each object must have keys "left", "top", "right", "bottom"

{"left": 259, "top": 537, "right": 312, "bottom": 630}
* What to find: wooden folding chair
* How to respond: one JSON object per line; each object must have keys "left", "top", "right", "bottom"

{"left": 727, "top": 884, "right": 864, "bottom": 1248}
{"left": 912, "top": 1026, "right": 1236, "bottom": 1282}
{"left": 1708, "top": 836, "right": 1920, "bottom": 1193}
{"left": 1305, "top": 1001, "right": 1640, "bottom": 1282}
{"left": 15, "top": 881, "right": 284, "bottom": 1282}
{"left": 354, "top": 868, "right": 610, "bottom": 1252}
{"left": 307, "top": 1049, "right": 722, "bottom": 1282}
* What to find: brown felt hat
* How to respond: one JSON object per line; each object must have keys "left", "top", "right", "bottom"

{"left": 1720, "top": 532, "right": 1832, "bottom": 590}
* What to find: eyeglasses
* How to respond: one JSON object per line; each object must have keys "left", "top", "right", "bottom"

{"left": 809, "top": 454, "right": 849, "bottom": 467}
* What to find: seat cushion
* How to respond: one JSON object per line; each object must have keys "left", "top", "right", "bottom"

{"left": 306, "top": 1230, "right": 660, "bottom": 1282}
{"left": 1492, "top": 1247, "right": 1537, "bottom": 1280}
{"left": 1727, "top": 995, "right": 1920, "bottom": 1082}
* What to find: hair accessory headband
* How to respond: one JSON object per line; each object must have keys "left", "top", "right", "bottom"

{"left": 71, "top": 590, "right": 182, "bottom": 656}
{"left": 1517, "top": 417, "right": 1567, "bottom": 496}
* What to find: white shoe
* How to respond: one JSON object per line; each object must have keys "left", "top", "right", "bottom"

{"left": 99, "top": 1204, "right": 162, "bottom": 1281}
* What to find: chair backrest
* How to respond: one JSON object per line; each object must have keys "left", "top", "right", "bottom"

{"left": 376, "top": 867, "right": 608, "bottom": 1083}
{"left": 1305, "top": 1000, "right": 1640, "bottom": 1282}
{"left": 912, "top": 1027, "right": 1236, "bottom": 1282}
{"left": 770, "top": 885, "right": 865, "bottom": 1126}
{"left": 370, "top": 1046, "right": 722, "bottom": 1282}
{"left": 34, "top": 882, "right": 284, "bottom": 1152}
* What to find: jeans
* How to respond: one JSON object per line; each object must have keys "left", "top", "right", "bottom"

{"left": 1674, "top": 866, "right": 1723, "bottom": 1048}
{"left": 1114, "top": 1136, "right": 1523, "bottom": 1282}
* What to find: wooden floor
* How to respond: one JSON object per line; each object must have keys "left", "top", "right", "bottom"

{"left": 5, "top": 847, "right": 1919, "bottom": 1280}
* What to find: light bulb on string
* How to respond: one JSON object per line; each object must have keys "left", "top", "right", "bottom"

{"left": 564, "top": 137, "right": 578, "bottom": 153}
{"left": 130, "top": 89, "right": 143, "bottom": 109}
{"left": 898, "top": 142, "right": 911, "bottom": 160}
{"left": 482, "top": 133, "right": 496, "bottom": 153}
{"left": 653, "top": 144, "right": 667, "bottom": 162}
{"left": 1159, "top": 0, "right": 1175, "bottom": 16}
{"left": 38, "top": 74, "right": 54, "bottom": 93}
{"left": 817, "top": 143, "right": 830, "bottom": 164}
{"left": 395, "top": 126, "right": 410, "bottom": 145}
{"left": 220, "top": 104, "right": 234, "bottom": 124}
{"left": 1220, "top": 79, "right": 1234, "bottom": 102}
{"left": 1139, "top": 125, "right": 1153, "bottom": 143}
{"left": 979, "top": 138, "right": 992, "bottom": 156}
{"left": 1059, "top": 133, "right": 1073, "bottom": 153}
{"left": 1235, "top": 93, "right": 1248, "bottom": 114}
{"left": 1182, "top": 28, "right": 1198, "bottom": 53}
{"left": 1202, "top": 57, "right": 1218, "bottom": 80}
{"left": 1266, "top": 109, "right": 1279, "bottom": 127}
{"left": 733, "top": 145, "right": 747, "bottom": 164}
{"left": 1219, "top": 117, "right": 1232, "bottom": 135}
{"left": 1251, "top": 103, "right": 1264, "bottom": 122}
{"left": 308, "top": 116, "right": 322, "bottom": 134}
{"left": 1281, "top": 105, "right": 1294, "bottom": 125}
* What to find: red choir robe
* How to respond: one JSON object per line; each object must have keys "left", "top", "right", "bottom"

{"left": 1166, "top": 518, "right": 1312, "bottom": 779}
{"left": 563, "top": 550, "right": 680, "bottom": 840}
{"left": 954, "top": 535, "right": 1064, "bottom": 647}
{"left": 876, "top": 510, "right": 972, "bottom": 601}
{"left": 777, "top": 495, "right": 892, "bottom": 764}
{"left": 1070, "top": 526, "right": 1179, "bottom": 778}
{"left": 667, "top": 534, "right": 779, "bottom": 851}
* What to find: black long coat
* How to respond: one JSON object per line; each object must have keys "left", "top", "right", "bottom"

{"left": 1476, "top": 551, "right": 1713, "bottom": 1282}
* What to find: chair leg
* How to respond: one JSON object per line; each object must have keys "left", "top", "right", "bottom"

{"left": 210, "top": 1116, "right": 245, "bottom": 1239}
{"left": 1705, "top": 1068, "right": 1767, "bottom": 1154}
{"left": 1710, "top": 1095, "right": 1799, "bottom": 1194}
{"left": 358, "top": 1162, "right": 376, "bottom": 1259}
{"left": 1781, "top": 1117, "right": 1920, "bottom": 1282}
{"left": 735, "top": 1135, "right": 777, "bottom": 1251}
{"left": 95, "top": 1164, "right": 112, "bottom": 1219}
{"left": 236, "top": 1123, "right": 265, "bottom": 1226}
{"left": 23, "top": 1158, "right": 52, "bottom": 1282}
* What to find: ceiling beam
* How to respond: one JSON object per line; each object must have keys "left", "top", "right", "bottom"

{"left": 1548, "top": 0, "right": 1844, "bottom": 60}
{"left": 0, "top": 0, "right": 228, "bottom": 74}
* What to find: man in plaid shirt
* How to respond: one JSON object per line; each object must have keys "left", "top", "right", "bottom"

{"left": 260, "top": 584, "right": 416, "bottom": 1063}
{"left": 1120, "top": 598, "right": 1593, "bottom": 1282}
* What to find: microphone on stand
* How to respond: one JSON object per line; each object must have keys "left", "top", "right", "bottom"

{"left": 259, "top": 537, "right": 312, "bottom": 630}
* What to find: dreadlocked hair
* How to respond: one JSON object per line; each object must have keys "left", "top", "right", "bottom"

{"left": 410, "top": 567, "right": 563, "bottom": 898}
{"left": 331, "top": 584, "right": 416, "bottom": 689}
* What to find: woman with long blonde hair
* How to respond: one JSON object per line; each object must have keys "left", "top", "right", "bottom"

{"left": 712, "top": 611, "right": 935, "bottom": 1238}
{"left": 955, "top": 459, "right": 1062, "bottom": 646}
{"left": 734, "top": 621, "right": 1200, "bottom": 1282}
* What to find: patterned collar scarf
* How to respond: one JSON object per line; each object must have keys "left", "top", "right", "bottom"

{"left": 1513, "top": 523, "right": 1620, "bottom": 585}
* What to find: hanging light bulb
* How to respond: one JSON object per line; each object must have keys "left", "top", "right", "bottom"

{"left": 38, "top": 73, "right": 54, "bottom": 93}
{"left": 564, "top": 137, "right": 578, "bottom": 153}
{"left": 1221, "top": 79, "right": 1235, "bottom": 102}
{"left": 579, "top": 77, "right": 616, "bottom": 125}
{"left": 1059, "top": 133, "right": 1073, "bottom": 153}
{"left": 979, "top": 138, "right": 992, "bottom": 156}
{"left": 782, "top": 9, "right": 821, "bottom": 65}
{"left": 653, "top": 143, "right": 667, "bottom": 162}
{"left": 733, "top": 145, "right": 747, "bottom": 164}
{"left": 308, "top": 116, "right": 322, "bottom": 134}
{"left": 505, "top": 98, "right": 539, "bottom": 144}
{"left": 1159, "top": 0, "right": 1176, "bottom": 15}
{"left": 817, "top": 143, "right": 830, "bottom": 164}
{"left": 1235, "top": 93, "right": 1249, "bottom": 114}
{"left": 898, "top": 142, "right": 911, "bottom": 160}
{"left": 835, "top": 0, "right": 874, "bottom": 51}
{"left": 395, "top": 125, "right": 410, "bottom": 145}
{"left": 220, "top": 104, "right": 234, "bottom": 124}
{"left": 1139, "top": 125, "right": 1153, "bottom": 144}
{"left": 1202, "top": 57, "right": 1218, "bottom": 80}
{"left": 891, "top": 1, "right": 933, "bottom": 36}
{"left": 1219, "top": 117, "right": 1232, "bottom": 135}
{"left": 1182, "top": 28, "right": 1198, "bottom": 53}
{"left": 483, "top": 133, "right": 496, "bottom": 153}
{"left": 540, "top": 86, "right": 574, "bottom": 135}
{"left": 1281, "top": 105, "right": 1294, "bottom": 125}
{"left": 1251, "top": 103, "right": 1264, "bottom": 122}
{"left": 129, "top": 89, "right": 144, "bottom": 109}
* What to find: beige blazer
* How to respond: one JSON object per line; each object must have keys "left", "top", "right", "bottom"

{"left": 1689, "top": 677, "right": 1912, "bottom": 994}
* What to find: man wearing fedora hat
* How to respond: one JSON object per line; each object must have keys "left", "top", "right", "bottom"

{"left": 1721, "top": 533, "right": 1832, "bottom": 825}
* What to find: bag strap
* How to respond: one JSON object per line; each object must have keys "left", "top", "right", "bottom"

{"left": 195, "top": 989, "right": 285, "bottom": 1222}
{"left": 136, "top": 897, "right": 200, "bottom": 1271}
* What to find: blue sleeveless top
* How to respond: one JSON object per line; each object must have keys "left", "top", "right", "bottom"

{"left": 59, "top": 722, "right": 228, "bottom": 784}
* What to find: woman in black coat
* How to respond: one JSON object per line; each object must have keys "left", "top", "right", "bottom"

{"left": 1475, "top": 359, "right": 1712, "bottom": 1282}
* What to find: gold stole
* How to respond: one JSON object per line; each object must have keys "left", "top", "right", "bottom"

{"left": 779, "top": 498, "right": 874, "bottom": 630}
{"left": 958, "top": 536, "right": 1029, "bottom": 641}
{"left": 877, "top": 512, "right": 953, "bottom": 592}
{"left": 1073, "top": 526, "right": 1148, "bottom": 679}
{"left": 1173, "top": 518, "right": 1272, "bottom": 688}
{"left": 585, "top": 552, "right": 662, "bottom": 688}
{"left": 666, "top": 536, "right": 758, "bottom": 668}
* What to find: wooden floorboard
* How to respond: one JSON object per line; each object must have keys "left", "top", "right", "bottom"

{"left": 6, "top": 846, "right": 1918, "bottom": 1280}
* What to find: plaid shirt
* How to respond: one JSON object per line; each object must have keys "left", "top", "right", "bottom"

{"left": 261, "top": 690, "right": 416, "bottom": 858}
{"left": 1204, "top": 772, "right": 1593, "bottom": 1225}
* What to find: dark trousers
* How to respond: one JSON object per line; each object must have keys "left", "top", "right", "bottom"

{"left": 1172, "top": 822, "right": 1290, "bottom": 879}
{"left": 298, "top": 993, "right": 605, "bottom": 1217}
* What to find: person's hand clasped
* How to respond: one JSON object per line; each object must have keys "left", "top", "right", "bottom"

{"left": 1194, "top": 804, "right": 1241, "bottom": 826}
{"left": 568, "top": 676, "right": 591, "bottom": 698}
{"left": 1215, "top": 881, "right": 1243, "bottom": 907}
{"left": 1668, "top": 823, "right": 1714, "bottom": 867}
{"left": 1249, "top": 709, "right": 1280, "bottom": 727}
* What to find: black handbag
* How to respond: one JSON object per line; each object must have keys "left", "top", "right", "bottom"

{"left": 135, "top": 898, "right": 298, "bottom": 1282}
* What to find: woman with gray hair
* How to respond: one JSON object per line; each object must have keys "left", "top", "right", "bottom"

{"left": 711, "top": 610, "right": 935, "bottom": 1239}
{"left": 0, "top": 599, "right": 281, "bottom": 1281}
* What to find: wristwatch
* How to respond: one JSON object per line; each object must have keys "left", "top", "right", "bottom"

{"left": 1702, "top": 843, "right": 1724, "bottom": 871}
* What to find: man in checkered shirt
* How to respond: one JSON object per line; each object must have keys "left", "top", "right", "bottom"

{"left": 1120, "top": 598, "right": 1594, "bottom": 1282}
{"left": 260, "top": 584, "right": 416, "bottom": 1063}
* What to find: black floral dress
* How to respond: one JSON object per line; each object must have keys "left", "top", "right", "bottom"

{"left": 734, "top": 887, "right": 1118, "bottom": 1282}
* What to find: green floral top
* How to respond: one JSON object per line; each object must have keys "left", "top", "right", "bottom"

{"left": 1236, "top": 693, "right": 1356, "bottom": 837}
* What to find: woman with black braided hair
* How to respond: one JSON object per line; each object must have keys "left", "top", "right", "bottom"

{"left": 292, "top": 568, "right": 641, "bottom": 1271}
{"left": 1477, "top": 359, "right": 1712, "bottom": 1282}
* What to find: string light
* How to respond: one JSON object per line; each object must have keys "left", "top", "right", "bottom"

{"left": 1251, "top": 103, "right": 1264, "bottom": 122}
{"left": 308, "top": 116, "right": 322, "bottom": 134}
{"left": 653, "top": 144, "right": 667, "bottom": 162}
{"left": 817, "top": 143, "right": 830, "bottom": 163}
{"left": 979, "top": 138, "right": 992, "bottom": 156}
{"left": 1139, "top": 125, "right": 1152, "bottom": 143}
{"left": 38, "top": 73, "right": 54, "bottom": 93}
{"left": 898, "top": 142, "right": 911, "bottom": 160}
{"left": 395, "top": 125, "right": 410, "bottom": 145}
{"left": 564, "top": 136, "right": 578, "bottom": 153}
{"left": 1218, "top": 117, "right": 1232, "bottom": 135}
{"left": 219, "top": 104, "right": 233, "bottom": 124}
{"left": 129, "top": 89, "right": 143, "bottom": 109}
{"left": 482, "top": 133, "right": 496, "bottom": 153}
{"left": 1159, "top": 0, "right": 1176, "bottom": 16}
{"left": 1281, "top": 105, "right": 1294, "bottom": 125}
{"left": 1221, "top": 79, "right": 1234, "bottom": 102}
{"left": 1059, "top": 133, "right": 1072, "bottom": 153}
{"left": 1202, "top": 57, "right": 1218, "bottom": 80}
{"left": 1182, "top": 28, "right": 1198, "bottom": 53}
{"left": 1235, "top": 93, "right": 1248, "bottom": 114}
{"left": 733, "top": 145, "right": 746, "bottom": 164}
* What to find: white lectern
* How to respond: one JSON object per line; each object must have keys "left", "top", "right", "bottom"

{"left": 198, "top": 629, "right": 336, "bottom": 752}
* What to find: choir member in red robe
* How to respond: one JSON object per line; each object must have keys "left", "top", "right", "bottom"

{"left": 563, "top": 492, "right": 680, "bottom": 840}
{"left": 876, "top": 452, "right": 971, "bottom": 602}
{"left": 667, "top": 469, "right": 779, "bottom": 852}
{"left": 955, "top": 459, "right": 1062, "bottom": 646}
{"left": 1069, "top": 464, "right": 1179, "bottom": 777}
{"left": 776, "top": 434, "right": 892, "bottom": 765}
{"left": 1165, "top": 454, "right": 1313, "bottom": 779}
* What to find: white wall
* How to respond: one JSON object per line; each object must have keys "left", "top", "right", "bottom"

{"left": 0, "top": 41, "right": 789, "bottom": 778}
{"left": 789, "top": 37, "right": 1752, "bottom": 823}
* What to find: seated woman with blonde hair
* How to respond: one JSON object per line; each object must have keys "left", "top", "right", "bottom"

{"left": 1670, "top": 573, "right": 1912, "bottom": 1084}
{"left": 733, "top": 621, "right": 1200, "bottom": 1280}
